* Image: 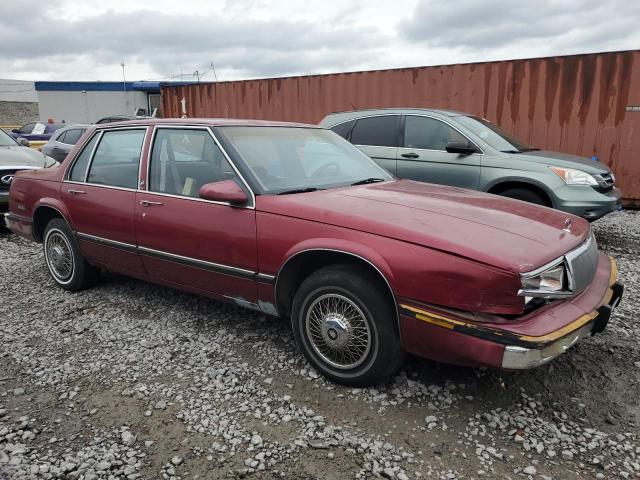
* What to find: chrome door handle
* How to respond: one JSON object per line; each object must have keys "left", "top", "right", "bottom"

{"left": 140, "top": 200, "right": 163, "bottom": 207}
{"left": 67, "top": 189, "right": 86, "bottom": 195}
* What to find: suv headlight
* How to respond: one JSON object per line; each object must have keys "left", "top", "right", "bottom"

{"left": 549, "top": 166, "right": 598, "bottom": 186}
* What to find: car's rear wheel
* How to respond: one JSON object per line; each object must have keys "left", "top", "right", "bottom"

{"left": 498, "top": 187, "right": 550, "bottom": 207}
{"left": 291, "top": 264, "right": 402, "bottom": 386}
{"left": 43, "top": 218, "right": 99, "bottom": 291}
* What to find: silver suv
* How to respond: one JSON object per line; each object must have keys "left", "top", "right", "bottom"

{"left": 320, "top": 108, "right": 622, "bottom": 221}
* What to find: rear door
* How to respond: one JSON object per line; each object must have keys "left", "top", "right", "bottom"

{"left": 135, "top": 126, "right": 258, "bottom": 301}
{"left": 61, "top": 127, "right": 148, "bottom": 276}
{"left": 349, "top": 115, "right": 400, "bottom": 175}
{"left": 396, "top": 115, "right": 482, "bottom": 189}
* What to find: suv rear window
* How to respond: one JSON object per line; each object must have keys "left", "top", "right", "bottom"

{"left": 350, "top": 116, "right": 400, "bottom": 148}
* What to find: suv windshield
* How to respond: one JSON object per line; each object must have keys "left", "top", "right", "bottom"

{"left": 216, "top": 127, "right": 392, "bottom": 194}
{"left": 457, "top": 115, "right": 537, "bottom": 153}
{"left": 0, "top": 129, "right": 17, "bottom": 147}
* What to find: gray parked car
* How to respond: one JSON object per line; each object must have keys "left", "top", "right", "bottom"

{"left": 320, "top": 108, "right": 622, "bottom": 221}
{"left": 0, "top": 129, "right": 58, "bottom": 223}
{"left": 41, "top": 125, "right": 88, "bottom": 163}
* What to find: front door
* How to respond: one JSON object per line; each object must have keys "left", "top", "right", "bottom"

{"left": 135, "top": 127, "right": 257, "bottom": 301}
{"left": 61, "top": 128, "right": 148, "bottom": 276}
{"left": 396, "top": 115, "right": 481, "bottom": 189}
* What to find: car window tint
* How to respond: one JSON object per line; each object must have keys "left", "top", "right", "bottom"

{"left": 69, "top": 134, "right": 99, "bottom": 182}
{"left": 63, "top": 129, "right": 83, "bottom": 145}
{"left": 350, "top": 116, "right": 399, "bottom": 147}
{"left": 404, "top": 116, "right": 469, "bottom": 151}
{"left": 149, "top": 129, "right": 237, "bottom": 198}
{"left": 87, "top": 129, "right": 145, "bottom": 189}
{"left": 57, "top": 131, "right": 68, "bottom": 144}
{"left": 19, "top": 123, "right": 35, "bottom": 134}
{"left": 330, "top": 120, "right": 355, "bottom": 140}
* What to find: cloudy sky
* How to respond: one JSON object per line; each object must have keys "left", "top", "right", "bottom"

{"left": 1, "top": 0, "right": 638, "bottom": 82}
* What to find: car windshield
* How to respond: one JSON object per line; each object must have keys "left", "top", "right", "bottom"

{"left": 0, "top": 129, "right": 17, "bottom": 147}
{"left": 456, "top": 115, "right": 537, "bottom": 153}
{"left": 216, "top": 126, "right": 393, "bottom": 194}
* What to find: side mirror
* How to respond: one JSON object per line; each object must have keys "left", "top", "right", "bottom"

{"left": 199, "top": 180, "right": 248, "bottom": 205}
{"left": 17, "top": 138, "right": 30, "bottom": 147}
{"left": 446, "top": 141, "right": 477, "bottom": 155}
{"left": 11, "top": 129, "right": 19, "bottom": 134}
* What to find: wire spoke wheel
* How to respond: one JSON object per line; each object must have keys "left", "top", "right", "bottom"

{"left": 305, "top": 293, "right": 372, "bottom": 370}
{"left": 45, "top": 230, "right": 74, "bottom": 283}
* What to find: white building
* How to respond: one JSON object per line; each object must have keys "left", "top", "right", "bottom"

{"left": 34, "top": 81, "right": 174, "bottom": 124}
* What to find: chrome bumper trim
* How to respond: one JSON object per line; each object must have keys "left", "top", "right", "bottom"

{"left": 501, "top": 322, "right": 593, "bottom": 369}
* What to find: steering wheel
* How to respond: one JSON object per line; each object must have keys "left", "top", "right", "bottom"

{"left": 310, "top": 162, "right": 340, "bottom": 178}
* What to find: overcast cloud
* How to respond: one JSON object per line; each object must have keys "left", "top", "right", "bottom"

{"left": 0, "top": 0, "right": 638, "bottom": 82}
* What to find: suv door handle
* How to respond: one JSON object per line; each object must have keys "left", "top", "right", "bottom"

{"left": 67, "top": 189, "right": 86, "bottom": 195}
{"left": 401, "top": 152, "right": 419, "bottom": 159}
{"left": 140, "top": 200, "right": 163, "bottom": 207}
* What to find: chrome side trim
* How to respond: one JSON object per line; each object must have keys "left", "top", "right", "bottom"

{"left": 274, "top": 248, "right": 399, "bottom": 327}
{"left": 138, "top": 245, "right": 256, "bottom": 279}
{"left": 76, "top": 232, "right": 137, "bottom": 252}
{"left": 256, "top": 273, "right": 276, "bottom": 284}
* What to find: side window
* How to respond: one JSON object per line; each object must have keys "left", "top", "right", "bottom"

{"left": 350, "top": 116, "right": 400, "bottom": 147}
{"left": 56, "top": 131, "right": 68, "bottom": 144}
{"left": 330, "top": 120, "right": 355, "bottom": 140}
{"left": 63, "top": 129, "right": 83, "bottom": 145}
{"left": 19, "top": 123, "right": 35, "bottom": 135}
{"left": 149, "top": 129, "right": 237, "bottom": 198}
{"left": 68, "top": 134, "right": 99, "bottom": 182}
{"left": 404, "top": 116, "right": 471, "bottom": 151}
{"left": 86, "top": 129, "right": 145, "bottom": 189}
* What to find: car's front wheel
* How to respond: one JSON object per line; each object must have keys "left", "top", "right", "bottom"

{"left": 291, "top": 264, "right": 403, "bottom": 386}
{"left": 43, "top": 218, "right": 99, "bottom": 291}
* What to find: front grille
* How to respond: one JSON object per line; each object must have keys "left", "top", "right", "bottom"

{"left": 565, "top": 234, "right": 599, "bottom": 295}
{"left": 592, "top": 172, "right": 614, "bottom": 193}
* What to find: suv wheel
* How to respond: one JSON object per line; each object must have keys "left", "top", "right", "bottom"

{"left": 291, "top": 264, "right": 403, "bottom": 386}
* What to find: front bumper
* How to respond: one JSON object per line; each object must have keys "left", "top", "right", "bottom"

{"left": 553, "top": 185, "right": 623, "bottom": 221}
{"left": 399, "top": 254, "right": 623, "bottom": 369}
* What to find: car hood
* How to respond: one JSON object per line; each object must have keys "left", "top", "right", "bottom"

{"left": 257, "top": 180, "right": 590, "bottom": 273}
{"left": 0, "top": 145, "right": 49, "bottom": 168}
{"left": 513, "top": 150, "right": 610, "bottom": 174}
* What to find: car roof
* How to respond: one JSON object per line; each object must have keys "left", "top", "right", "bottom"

{"left": 319, "top": 108, "right": 473, "bottom": 126}
{"left": 92, "top": 118, "right": 320, "bottom": 129}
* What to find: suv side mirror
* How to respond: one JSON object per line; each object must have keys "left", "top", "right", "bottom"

{"left": 446, "top": 141, "right": 477, "bottom": 155}
{"left": 199, "top": 180, "right": 248, "bottom": 205}
{"left": 17, "top": 138, "right": 30, "bottom": 147}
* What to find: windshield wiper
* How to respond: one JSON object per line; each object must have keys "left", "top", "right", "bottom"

{"left": 277, "top": 187, "right": 322, "bottom": 195}
{"left": 351, "top": 177, "right": 386, "bottom": 186}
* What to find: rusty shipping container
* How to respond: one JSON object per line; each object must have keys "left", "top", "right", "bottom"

{"left": 161, "top": 50, "right": 640, "bottom": 203}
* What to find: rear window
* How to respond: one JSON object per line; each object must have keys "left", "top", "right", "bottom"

{"left": 350, "top": 116, "right": 400, "bottom": 148}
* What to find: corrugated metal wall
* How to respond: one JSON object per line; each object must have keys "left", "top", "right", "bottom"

{"left": 161, "top": 50, "right": 640, "bottom": 203}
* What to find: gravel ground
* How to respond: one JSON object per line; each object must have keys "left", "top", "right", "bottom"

{"left": 0, "top": 210, "right": 639, "bottom": 480}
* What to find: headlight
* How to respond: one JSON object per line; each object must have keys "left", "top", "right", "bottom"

{"left": 549, "top": 166, "right": 598, "bottom": 186}
{"left": 521, "top": 264, "right": 565, "bottom": 292}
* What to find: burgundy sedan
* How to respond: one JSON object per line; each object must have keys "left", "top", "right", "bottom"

{"left": 5, "top": 119, "right": 623, "bottom": 386}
